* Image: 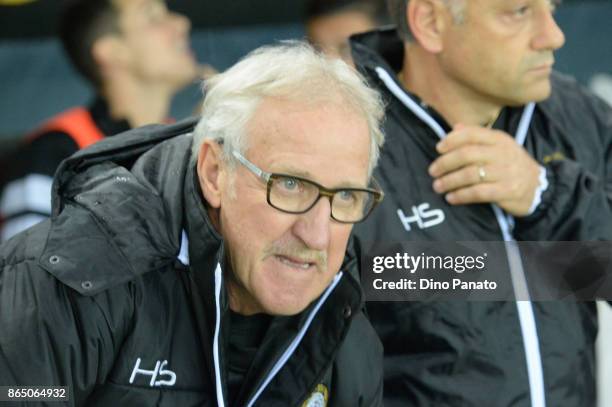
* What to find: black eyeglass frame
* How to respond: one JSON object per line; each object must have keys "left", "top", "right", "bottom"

{"left": 231, "top": 150, "right": 384, "bottom": 224}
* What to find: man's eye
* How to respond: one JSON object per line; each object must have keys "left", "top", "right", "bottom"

{"left": 512, "top": 5, "right": 530, "bottom": 17}
{"left": 279, "top": 177, "right": 301, "bottom": 191}
{"left": 337, "top": 190, "right": 356, "bottom": 202}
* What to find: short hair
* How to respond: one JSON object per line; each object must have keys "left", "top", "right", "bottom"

{"left": 387, "top": 0, "right": 464, "bottom": 42}
{"left": 306, "top": 0, "right": 388, "bottom": 25}
{"left": 192, "top": 41, "right": 385, "bottom": 177}
{"left": 59, "top": 0, "right": 120, "bottom": 89}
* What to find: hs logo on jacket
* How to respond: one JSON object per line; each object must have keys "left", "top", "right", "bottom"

{"left": 397, "top": 203, "right": 445, "bottom": 232}
{"left": 129, "top": 358, "right": 177, "bottom": 387}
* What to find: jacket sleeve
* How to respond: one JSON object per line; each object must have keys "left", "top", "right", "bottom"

{"left": 516, "top": 85, "right": 612, "bottom": 241}
{"left": 0, "top": 256, "right": 131, "bottom": 405}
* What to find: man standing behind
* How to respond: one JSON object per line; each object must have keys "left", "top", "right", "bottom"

{"left": 0, "top": 0, "right": 199, "bottom": 242}
{"left": 351, "top": 0, "right": 612, "bottom": 405}
{"left": 0, "top": 42, "right": 385, "bottom": 406}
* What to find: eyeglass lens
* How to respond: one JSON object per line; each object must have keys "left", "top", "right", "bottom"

{"left": 268, "top": 175, "right": 375, "bottom": 222}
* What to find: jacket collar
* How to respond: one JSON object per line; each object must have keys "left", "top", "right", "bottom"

{"left": 350, "top": 27, "right": 405, "bottom": 74}
{"left": 350, "top": 28, "right": 453, "bottom": 131}
{"left": 41, "top": 120, "right": 197, "bottom": 295}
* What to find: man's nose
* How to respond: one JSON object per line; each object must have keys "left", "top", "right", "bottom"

{"left": 532, "top": 6, "right": 565, "bottom": 51}
{"left": 291, "top": 197, "right": 332, "bottom": 252}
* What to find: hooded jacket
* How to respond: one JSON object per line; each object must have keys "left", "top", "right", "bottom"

{"left": 0, "top": 119, "right": 383, "bottom": 406}
{"left": 350, "top": 28, "right": 612, "bottom": 406}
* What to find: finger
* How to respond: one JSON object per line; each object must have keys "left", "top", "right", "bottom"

{"left": 437, "top": 127, "right": 505, "bottom": 153}
{"left": 433, "top": 164, "right": 494, "bottom": 194}
{"left": 429, "top": 145, "right": 493, "bottom": 177}
{"left": 445, "top": 183, "right": 502, "bottom": 206}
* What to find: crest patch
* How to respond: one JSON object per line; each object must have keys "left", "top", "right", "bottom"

{"left": 302, "top": 383, "right": 328, "bottom": 407}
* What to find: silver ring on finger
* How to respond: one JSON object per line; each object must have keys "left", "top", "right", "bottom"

{"left": 478, "top": 165, "right": 487, "bottom": 183}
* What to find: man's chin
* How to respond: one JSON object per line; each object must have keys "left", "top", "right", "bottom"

{"left": 504, "top": 82, "right": 552, "bottom": 106}
{"left": 261, "top": 296, "right": 313, "bottom": 317}
{"left": 531, "top": 83, "right": 553, "bottom": 102}
{"left": 526, "top": 76, "right": 554, "bottom": 102}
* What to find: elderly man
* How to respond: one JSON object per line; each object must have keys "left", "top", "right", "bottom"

{"left": 0, "top": 42, "right": 385, "bottom": 406}
{"left": 350, "top": 0, "right": 612, "bottom": 406}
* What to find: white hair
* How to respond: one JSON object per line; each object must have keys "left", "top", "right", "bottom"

{"left": 191, "top": 40, "right": 385, "bottom": 177}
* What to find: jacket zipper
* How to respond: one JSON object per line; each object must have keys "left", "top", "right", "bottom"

{"left": 213, "top": 264, "right": 226, "bottom": 407}
{"left": 244, "top": 272, "right": 344, "bottom": 407}
{"left": 205, "top": 257, "right": 345, "bottom": 407}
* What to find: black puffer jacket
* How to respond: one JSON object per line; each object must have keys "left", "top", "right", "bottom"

{"left": 351, "top": 29, "right": 612, "bottom": 406}
{"left": 0, "top": 119, "right": 383, "bottom": 406}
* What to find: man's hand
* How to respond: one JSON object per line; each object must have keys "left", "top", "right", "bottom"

{"left": 428, "top": 124, "right": 541, "bottom": 217}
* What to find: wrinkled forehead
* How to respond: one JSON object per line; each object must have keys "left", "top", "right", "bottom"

{"left": 246, "top": 97, "right": 367, "bottom": 149}
{"left": 244, "top": 98, "right": 371, "bottom": 185}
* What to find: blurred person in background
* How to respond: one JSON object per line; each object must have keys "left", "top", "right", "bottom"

{"left": 0, "top": 0, "right": 200, "bottom": 242}
{"left": 350, "top": 0, "right": 612, "bottom": 405}
{"left": 0, "top": 42, "right": 385, "bottom": 406}
{"left": 306, "top": 0, "right": 387, "bottom": 63}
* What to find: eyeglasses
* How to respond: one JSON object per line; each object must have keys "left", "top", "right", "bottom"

{"left": 232, "top": 150, "right": 383, "bottom": 224}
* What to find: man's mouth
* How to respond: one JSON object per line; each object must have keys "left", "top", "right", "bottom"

{"left": 275, "top": 255, "right": 315, "bottom": 270}
{"left": 530, "top": 64, "right": 553, "bottom": 72}
{"left": 528, "top": 58, "right": 555, "bottom": 73}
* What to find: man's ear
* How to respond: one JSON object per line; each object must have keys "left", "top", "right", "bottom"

{"left": 407, "top": 0, "right": 449, "bottom": 53}
{"left": 197, "top": 140, "right": 224, "bottom": 209}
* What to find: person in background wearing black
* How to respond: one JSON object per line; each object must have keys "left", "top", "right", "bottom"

{"left": 351, "top": 0, "right": 612, "bottom": 405}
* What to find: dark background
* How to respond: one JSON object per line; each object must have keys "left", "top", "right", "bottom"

{"left": 1, "top": 0, "right": 610, "bottom": 38}
{"left": 0, "top": 0, "right": 611, "bottom": 142}
{"left": 0, "top": 0, "right": 309, "bottom": 38}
